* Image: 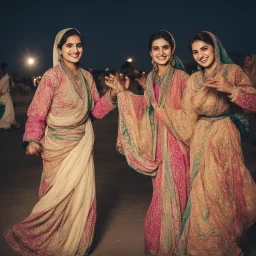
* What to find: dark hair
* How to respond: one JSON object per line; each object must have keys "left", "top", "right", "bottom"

{"left": 148, "top": 30, "right": 174, "bottom": 51}
{"left": 57, "top": 29, "right": 83, "bottom": 49}
{"left": 189, "top": 32, "right": 214, "bottom": 52}
{"left": 244, "top": 53, "right": 252, "bottom": 59}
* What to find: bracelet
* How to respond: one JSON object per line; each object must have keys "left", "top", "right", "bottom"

{"left": 21, "top": 140, "right": 39, "bottom": 150}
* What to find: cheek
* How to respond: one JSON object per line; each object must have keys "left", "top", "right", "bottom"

{"left": 192, "top": 54, "right": 198, "bottom": 61}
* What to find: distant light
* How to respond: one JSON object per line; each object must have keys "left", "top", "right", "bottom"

{"left": 105, "top": 68, "right": 109, "bottom": 71}
{"left": 127, "top": 58, "right": 133, "bottom": 62}
{"left": 142, "top": 71, "right": 145, "bottom": 74}
{"left": 27, "top": 58, "right": 35, "bottom": 65}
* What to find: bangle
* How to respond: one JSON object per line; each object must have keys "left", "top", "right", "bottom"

{"left": 21, "top": 140, "right": 39, "bottom": 150}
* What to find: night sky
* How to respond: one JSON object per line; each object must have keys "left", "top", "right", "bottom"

{"left": 1, "top": 1, "right": 255, "bottom": 77}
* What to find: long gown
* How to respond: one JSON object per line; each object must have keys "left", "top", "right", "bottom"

{"left": 158, "top": 63, "right": 256, "bottom": 255}
{"left": 117, "top": 66, "right": 191, "bottom": 255}
{"left": 5, "top": 64, "right": 116, "bottom": 256}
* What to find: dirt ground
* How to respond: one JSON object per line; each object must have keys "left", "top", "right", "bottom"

{"left": 0, "top": 93, "right": 255, "bottom": 256}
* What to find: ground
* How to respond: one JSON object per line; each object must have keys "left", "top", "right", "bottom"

{"left": 0, "top": 93, "right": 255, "bottom": 256}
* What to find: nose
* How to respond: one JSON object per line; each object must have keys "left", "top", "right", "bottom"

{"left": 197, "top": 50, "right": 203, "bottom": 60}
{"left": 72, "top": 44, "right": 79, "bottom": 52}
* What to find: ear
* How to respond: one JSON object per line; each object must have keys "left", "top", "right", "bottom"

{"left": 58, "top": 49, "right": 62, "bottom": 55}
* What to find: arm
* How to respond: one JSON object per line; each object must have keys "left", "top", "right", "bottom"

{"left": 90, "top": 76, "right": 116, "bottom": 119}
{"left": 23, "top": 71, "right": 56, "bottom": 143}
{"left": 229, "top": 66, "right": 256, "bottom": 112}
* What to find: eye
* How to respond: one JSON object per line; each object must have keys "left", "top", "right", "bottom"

{"left": 192, "top": 51, "right": 198, "bottom": 55}
{"left": 66, "top": 43, "right": 73, "bottom": 48}
{"left": 152, "top": 47, "right": 159, "bottom": 51}
{"left": 163, "top": 45, "right": 170, "bottom": 50}
{"left": 77, "top": 43, "right": 83, "bottom": 48}
{"left": 202, "top": 47, "right": 208, "bottom": 51}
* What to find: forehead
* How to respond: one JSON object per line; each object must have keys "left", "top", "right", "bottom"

{"left": 192, "top": 40, "right": 212, "bottom": 50}
{"left": 152, "top": 38, "right": 170, "bottom": 47}
{"left": 65, "top": 35, "right": 82, "bottom": 43}
{"left": 245, "top": 56, "right": 252, "bottom": 60}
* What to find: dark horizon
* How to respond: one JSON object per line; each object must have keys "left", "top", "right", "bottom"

{"left": 1, "top": 1, "right": 255, "bottom": 77}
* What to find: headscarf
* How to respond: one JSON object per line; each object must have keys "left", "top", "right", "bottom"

{"left": 203, "top": 31, "right": 233, "bottom": 65}
{"left": 199, "top": 31, "right": 249, "bottom": 139}
{"left": 53, "top": 28, "right": 81, "bottom": 66}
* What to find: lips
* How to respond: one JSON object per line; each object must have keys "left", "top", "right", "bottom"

{"left": 70, "top": 54, "right": 80, "bottom": 58}
{"left": 157, "top": 55, "right": 167, "bottom": 60}
{"left": 200, "top": 57, "right": 208, "bottom": 64}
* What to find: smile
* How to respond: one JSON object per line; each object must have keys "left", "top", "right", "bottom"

{"left": 199, "top": 56, "right": 208, "bottom": 63}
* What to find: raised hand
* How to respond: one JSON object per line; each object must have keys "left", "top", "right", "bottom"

{"left": 135, "top": 72, "right": 147, "bottom": 89}
{"left": 26, "top": 141, "right": 43, "bottom": 156}
{"left": 202, "top": 74, "right": 234, "bottom": 95}
{"left": 105, "top": 73, "right": 130, "bottom": 94}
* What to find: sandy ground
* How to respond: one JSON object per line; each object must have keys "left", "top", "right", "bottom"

{"left": 0, "top": 93, "right": 255, "bottom": 256}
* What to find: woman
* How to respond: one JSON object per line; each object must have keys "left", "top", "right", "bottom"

{"left": 243, "top": 53, "right": 256, "bottom": 146}
{"left": 5, "top": 28, "right": 117, "bottom": 256}
{"left": 0, "top": 72, "right": 20, "bottom": 131}
{"left": 106, "top": 30, "right": 191, "bottom": 255}
{"left": 154, "top": 31, "right": 256, "bottom": 255}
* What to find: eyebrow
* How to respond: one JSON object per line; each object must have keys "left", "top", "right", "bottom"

{"left": 65, "top": 42, "right": 82, "bottom": 45}
{"left": 192, "top": 45, "right": 208, "bottom": 51}
{"left": 152, "top": 45, "right": 170, "bottom": 48}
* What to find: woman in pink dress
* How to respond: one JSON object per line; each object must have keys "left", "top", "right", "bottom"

{"left": 106, "top": 30, "right": 191, "bottom": 255}
{"left": 5, "top": 28, "right": 118, "bottom": 256}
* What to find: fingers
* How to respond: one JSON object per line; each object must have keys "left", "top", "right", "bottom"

{"left": 206, "top": 78, "right": 219, "bottom": 83}
{"left": 201, "top": 82, "right": 218, "bottom": 89}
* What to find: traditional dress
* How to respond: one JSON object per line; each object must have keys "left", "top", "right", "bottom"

{"left": 5, "top": 29, "right": 116, "bottom": 256}
{"left": 117, "top": 50, "right": 190, "bottom": 254}
{"left": 157, "top": 32, "right": 256, "bottom": 256}
{"left": 0, "top": 73, "right": 19, "bottom": 129}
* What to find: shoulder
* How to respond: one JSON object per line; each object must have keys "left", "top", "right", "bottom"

{"left": 42, "top": 65, "right": 62, "bottom": 79}
{"left": 187, "top": 71, "right": 201, "bottom": 82}
{"left": 175, "top": 69, "right": 189, "bottom": 80}
{"left": 80, "top": 68, "right": 93, "bottom": 80}
{"left": 39, "top": 65, "right": 64, "bottom": 89}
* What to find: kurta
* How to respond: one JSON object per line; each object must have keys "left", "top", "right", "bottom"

{"left": 159, "top": 64, "right": 256, "bottom": 256}
{"left": 5, "top": 64, "right": 115, "bottom": 256}
{"left": 117, "top": 68, "right": 190, "bottom": 255}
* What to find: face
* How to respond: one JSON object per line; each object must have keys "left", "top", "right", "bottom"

{"left": 243, "top": 56, "right": 253, "bottom": 69}
{"left": 150, "top": 38, "right": 172, "bottom": 67}
{"left": 191, "top": 40, "right": 215, "bottom": 69}
{"left": 59, "top": 35, "right": 83, "bottom": 65}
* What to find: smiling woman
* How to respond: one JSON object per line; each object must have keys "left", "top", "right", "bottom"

{"left": 5, "top": 28, "right": 118, "bottom": 256}
{"left": 105, "top": 30, "right": 191, "bottom": 255}
{"left": 157, "top": 31, "right": 256, "bottom": 256}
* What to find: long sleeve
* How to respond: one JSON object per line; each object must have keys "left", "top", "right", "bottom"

{"left": 117, "top": 91, "right": 159, "bottom": 176}
{"left": 230, "top": 66, "right": 256, "bottom": 112}
{"left": 23, "top": 71, "right": 56, "bottom": 142}
{"left": 90, "top": 78, "right": 116, "bottom": 119}
{"left": 153, "top": 78, "right": 198, "bottom": 146}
